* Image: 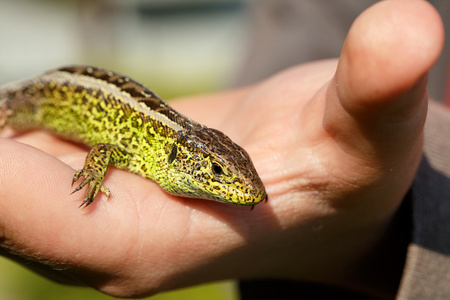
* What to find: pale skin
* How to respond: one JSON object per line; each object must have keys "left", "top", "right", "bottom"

{"left": 0, "top": 0, "right": 444, "bottom": 299}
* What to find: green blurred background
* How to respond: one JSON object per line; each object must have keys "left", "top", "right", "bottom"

{"left": 0, "top": 0, "right": 249, "bottom": 299}
{"left": 0, "top": 256, "right": 238, "bottom": 300}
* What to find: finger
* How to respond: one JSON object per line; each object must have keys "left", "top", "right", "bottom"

{"left": 0, "top": 140, "right": 151, "bottom": 283}
{"left": 324, "top": 0, "right": 443, "bottom": 166}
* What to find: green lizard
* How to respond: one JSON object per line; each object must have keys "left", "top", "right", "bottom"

{"left": 0, "top": 66, "right": 267, "bottom": 208}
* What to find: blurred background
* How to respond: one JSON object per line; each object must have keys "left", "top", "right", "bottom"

{"left": 0, "top": 0, "right": 248, "bottom": 299}
{"left": 0, "top": 0, "right": 249, "bottom": 99}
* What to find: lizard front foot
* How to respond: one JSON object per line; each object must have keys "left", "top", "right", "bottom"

{"left": 71, "top": 169, "right": 111, "bottom": 208}
{"left": 70, "top": 143, "right": 130, "bottom": 208}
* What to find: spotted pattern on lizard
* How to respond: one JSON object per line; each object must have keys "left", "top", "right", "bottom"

{"left": 0, "top": 66, "right": 267, "bottom": 207}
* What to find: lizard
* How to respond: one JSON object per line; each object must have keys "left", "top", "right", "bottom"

{"left": 0, "top": 66, "right": 267, "bottom": 208}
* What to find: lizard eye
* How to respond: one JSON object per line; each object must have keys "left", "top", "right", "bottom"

{"left": 212, "top": 163, "right": 224, "bottom": 175}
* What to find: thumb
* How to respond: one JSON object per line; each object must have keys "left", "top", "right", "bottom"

{"left": 325, "top": 0, "right": 443, "bottom": 166}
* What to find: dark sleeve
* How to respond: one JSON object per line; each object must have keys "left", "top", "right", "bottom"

{"left": 239, "top": 280, "right": 383, "bottom": 300}
{"left": 396, "top": 102, "right": 450, "bottom": 299}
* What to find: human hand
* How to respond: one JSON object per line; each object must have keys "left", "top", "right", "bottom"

{"left": 0, "top": 0, "right": 443, "bottom": 298}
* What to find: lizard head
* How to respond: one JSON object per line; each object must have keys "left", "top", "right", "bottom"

{"left": 160, "top": 128, "right": 267, "bottom": 206}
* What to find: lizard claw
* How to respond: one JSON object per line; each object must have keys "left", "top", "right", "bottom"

{"left": 71, "top": 169, "right": 110, "bottom": 208}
